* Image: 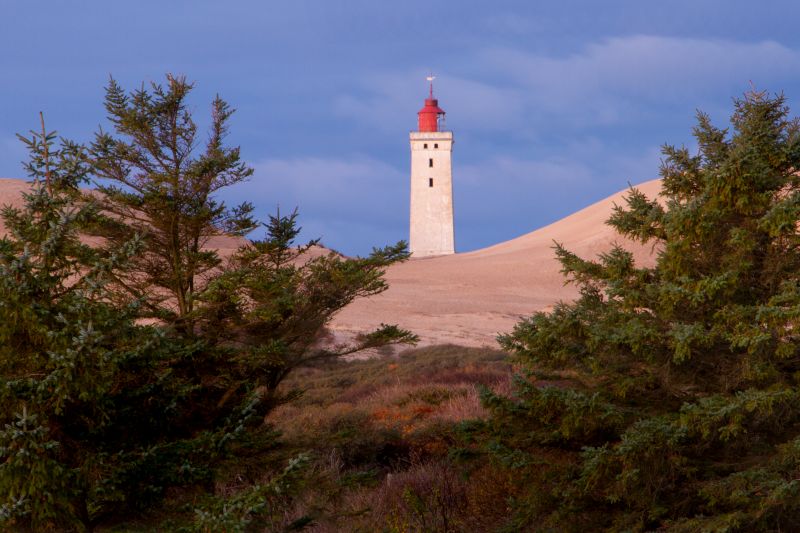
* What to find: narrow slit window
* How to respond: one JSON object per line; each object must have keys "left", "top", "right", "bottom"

{"left": 429, "top": 158, "right": 433, "bottom": 167}
{"left": 434, "top": 143, "right": 439, "bottom": 148}
{"left": 423, "top": 143, "right": 428, "bottom": 148}
{"left": 429, "top": 178, "right": 434, "bottom": 187}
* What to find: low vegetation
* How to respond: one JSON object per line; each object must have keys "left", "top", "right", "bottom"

{"left": 221, "top": 345, "right": 514, "bottom": 532}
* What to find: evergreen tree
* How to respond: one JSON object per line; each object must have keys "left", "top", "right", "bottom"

{"left": 197, "top": 208, "right": 417, "bottom": 411}
{"left": 86, "top": 73, "right": 417, "bottom": 414}
{"left": 483, "top": 90, "right": 800, "bottom": 531}
{"left": 0, "top": 80, "right": 416, "bottom": 530}
{"left": 88, "top": 74, "right": 257, "bottom": 334}
{"left": 0, "top": 124, "right": 211, "bottom": 531}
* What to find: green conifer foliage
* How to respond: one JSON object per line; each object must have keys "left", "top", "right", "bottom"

{"left": 196, "top": 208, "right": 418, "bottom": 411}
{"left": 0, "top": 126, "right": 186, "bottom": 530}
{"left": 484, "top": 91, "right": 800, "bottom": 531}
{"left": 88, "top": 75, "right": 257, "bottom": 333}
{"left": 0, "top": 80, "right": 416, "bottom": 530}
{"left": 86, "top": 74, "right": 418, "bottom": 414}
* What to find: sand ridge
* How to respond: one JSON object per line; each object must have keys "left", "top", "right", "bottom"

{"left": 331, "top": 179, "right": 662, "bottom": 347}
{"left": 0, "top": 178, "right": 248, "bottom": 258}
{"left": 0, "top": 177, "right": 662, "bottom": 348}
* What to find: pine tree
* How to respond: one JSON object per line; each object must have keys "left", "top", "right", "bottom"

{"left": 197, "top": 209, "right": 417, "bottom": 411}
{"left": 0, "top": 123, "right": 207, "bottom": 531}
{"left": 0, "top": 80, "right": 417, "bottom": 529}
{"left": 87, "top": 73, "right": 417, "bottom": 412}
{"left": 88, "top": 74, "right": 257, "bottom": 334}
{"left": 482, "top": 90, "right": 800, "bottom": 531}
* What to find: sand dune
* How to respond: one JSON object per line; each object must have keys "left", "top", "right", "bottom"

{"left": 0, "top": 178, "right": 248, "bottom": 257}
{"left": 0, "top": 179, "right": 33, "bottom": 230}
{"left": 332, "top": 179, "right": 662, "bottom": 347}
{"left": 0, "top": 177, "right": 663, "bottom": 348}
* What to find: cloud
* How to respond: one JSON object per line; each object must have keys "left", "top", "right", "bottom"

{"left": 454, "top": 155, "right": 598, "bottom": 245}
{"left": 338, "top": 35, "right": 800, "bottom": 136}
{"left": 478, "top": 36, "right": 800, "bottom": 127}
{"left": 334, "top": 70, "right": 527, "bottom": 136}
{"left": 483, "top": 35, "right": 799, "bottom": 98}
{"left": 246, "top": 156, "right": 405, "bottom": 219}
{"left": 458, "top": 155, "right": 594, "bottom": 188}
{"left": 221, "top": 155, "right": 408, "bottom": 255}
{"left": 450, "top": 143, "right": 663, "bottom": 248}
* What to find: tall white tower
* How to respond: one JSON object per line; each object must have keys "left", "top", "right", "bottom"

{"left": 409, "top": 77, "right": 455, "bottom": 257}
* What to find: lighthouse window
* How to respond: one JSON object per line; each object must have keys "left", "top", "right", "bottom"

{"left": 423, "top": 143, "right": 428, "bottom": 148}
{"left": 434, "top": 143, "right": 439, "bottom": 148}
{"left": 429, "top": 158, "right": 433, "bottom": 167}
{"left": 429, "top": 178, "right": 434, "bottom": 187}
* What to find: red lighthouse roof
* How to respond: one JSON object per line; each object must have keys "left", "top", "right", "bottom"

{"left": 417, "top": 76, "right": 445, "bottom": 132}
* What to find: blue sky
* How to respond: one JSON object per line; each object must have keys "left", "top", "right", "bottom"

{"left": 3, "top": 1, "right": 800, "bottom": 255}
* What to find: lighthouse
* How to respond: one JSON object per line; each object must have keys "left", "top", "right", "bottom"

{"left": 409, "top": 76, "right": 455, "bottom": 257}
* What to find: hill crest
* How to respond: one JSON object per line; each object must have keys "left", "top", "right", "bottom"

{"left": 0, "top": 177, "right": 661, "bottom": 347}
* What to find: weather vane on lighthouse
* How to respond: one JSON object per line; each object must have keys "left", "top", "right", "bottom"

{"left": 426, "top": 73, "right": 436, "bottom": 99}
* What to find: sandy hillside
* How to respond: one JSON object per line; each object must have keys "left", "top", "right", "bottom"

{"left": 0, "top": 179, "right": 33, "bottom": 231}
{"left": 0, "top": 178, "right": 248, "bottom": 257}
{"left": 0, "top": 177, "right": 663, "bottom": 348}
{"left": 331, "top": 179, "right": 663, "bottom": 347}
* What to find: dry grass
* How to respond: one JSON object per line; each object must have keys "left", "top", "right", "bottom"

{"left": 257, "top": 345, "right": 516, "bottom": 531}
{"left": 306, "top": 457, "right": 516, "bottom": 532}
{"left": 270, "top": 344, "right": 510, "bottom": 444}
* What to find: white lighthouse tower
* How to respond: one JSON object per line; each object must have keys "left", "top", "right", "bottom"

{"left": 409, "top": 76, "right": 455, "bottom": 257}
